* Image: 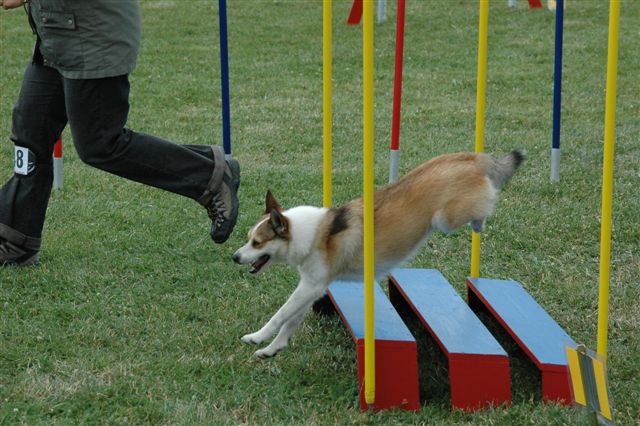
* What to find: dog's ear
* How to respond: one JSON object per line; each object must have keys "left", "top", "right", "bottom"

{"left": 269, "top": 208, "right": 289, "bottom": 238}
{"left": 265, "top": 190, "right": 282, "bottom": 214}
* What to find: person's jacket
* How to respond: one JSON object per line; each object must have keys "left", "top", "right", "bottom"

{"left": 26, "top": 0, "right": 141, "bottom": 79}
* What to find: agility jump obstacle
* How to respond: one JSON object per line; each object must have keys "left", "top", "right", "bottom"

{"left": 467, "top": 277, "right": 575, "bottom": 402}
{"left": 319, "top": 0, "right": 618, "bottom": 414}
{"left": 327, "top": 281, "right": 420, "bottom": 410}
{"left": 389, "top": 269, "right": 511, "bottom": 410}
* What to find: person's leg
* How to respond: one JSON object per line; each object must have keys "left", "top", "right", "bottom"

{"left": 0, "top": 62, "right": 67, "bottom": 266}
{"left": 63, "top": 75, "right": 239, "bottom": 242}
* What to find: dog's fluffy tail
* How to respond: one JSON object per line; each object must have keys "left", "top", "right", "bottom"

{"left": 486, "top": 149, "right": 525, "bottom": 190}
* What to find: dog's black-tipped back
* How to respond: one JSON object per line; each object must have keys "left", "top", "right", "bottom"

{"left": 487, "top": 149, "right": 526, "bottom": 190}
{"left": 511, "top": 149, "right": 526, "bottom": 169}
{"left": 328, "top": 206, "right": 350, "bottom": 236}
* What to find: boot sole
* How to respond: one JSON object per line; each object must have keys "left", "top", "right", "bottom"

{"left": 211, "top": 159, "right": 240, "bottom": 244}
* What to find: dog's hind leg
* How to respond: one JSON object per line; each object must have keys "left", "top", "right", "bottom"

{"left": 470, "top": 218, "right": 485, "bottom": 233}
{"left": 241, "top": 277, "right": 328, "bottom": 350}
{"left": 254, "top": 308, "right": 309, "bottom": 359}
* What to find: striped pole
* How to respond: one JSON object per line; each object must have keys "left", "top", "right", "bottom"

{"left": 470, "top": 0, "right": 489, "bottom": 279}
{"left": 550, "top": 0, "right": 564, "bottom": 182}
{"left": 597, "top": 0, "right": 620, "bottom": 362}
{"left": 323, "top": 0, "right": 333, "bottom": 208}
{"left": 362, "top": 0, "right": 376, "bottom": 408}
{"left": 218, "top": 0, "right": 232, "bottom": 159}
{"left": 53, "top": 137, "right": 63, "bottom": 190}
{"left": 377, "top": 0, "right": 387, "bottom": 23}
{"left": 389, "top": 0, "right": 406, "bottom": 184}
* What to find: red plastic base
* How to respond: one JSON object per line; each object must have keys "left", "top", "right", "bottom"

{"left": 449, "top": 354, "right": 511, "bottom": 411}
{"left": 542, "top": 366, "right": 572, "bottom": 405}
{"left": 528, "top": 0, "right": 544, "bottom": 8}
{"left": 356, "top": 339, "right": 420, "bottom": 411}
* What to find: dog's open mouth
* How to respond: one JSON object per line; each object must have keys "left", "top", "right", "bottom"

{"left": 249, "top": 254, "right": 271, "bottom": 274}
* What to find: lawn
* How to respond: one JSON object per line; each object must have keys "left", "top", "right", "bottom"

{"left": 1, "top": 1, "right": 638, "bottom": 424}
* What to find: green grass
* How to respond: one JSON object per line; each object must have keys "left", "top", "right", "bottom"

{"left": 1, "top": 0, "right": 638, "bottom": 424}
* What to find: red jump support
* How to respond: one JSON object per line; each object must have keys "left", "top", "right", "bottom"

{"left": 389, "top": 269, "right": 511, "bottom": 411}
{"left": 355, "top": 338, "right": 420, "bottom": 411}
{"left": 528, "top": 0, "right": 544, "bottom": 8}
{"left": 327, "top": 280, "right": 420, "bottom": 411}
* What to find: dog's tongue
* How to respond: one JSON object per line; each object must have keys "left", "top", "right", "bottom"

{"left": 249, "top": 255, "right": 270, "bottom": 274}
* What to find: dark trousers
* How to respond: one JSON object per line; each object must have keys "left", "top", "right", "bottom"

{"left": 0, "top": 62, "right": 216, "bottom": 240}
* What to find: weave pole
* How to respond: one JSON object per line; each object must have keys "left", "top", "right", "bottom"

{"left": 550, "top": 0, "right": 564, "bottom": 182}
{"left": 52, "top": 137, "right": 63, "bottom": 190}
{"left": 218, "top": 0, "right": 232, "bottom": 159}
{"left": 470, "top": 0, "right": 489, "bottom": 279}
{"left": 323, "top": 0, "right": 333, "bottom": 208}
{"left": 362, "top": 0, "right": 376, "bottom": 408}
{"left": 377, "top": 0, "right": 387, "bottom": 23}
{"left": 597, "top": 0, "right": 620, "bottom": 362}
{"left": 389, "top": 0, "right": 406, "bottom": 184}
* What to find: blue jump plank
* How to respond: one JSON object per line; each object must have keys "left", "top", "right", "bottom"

{"left": 390, "top": 268, "right": 506, "bottom": 356}
{"left": 328, "top": 280, "right": 414, "bottom": 342}
{"left": 467, "top": 277, "right": 576, "bottom": 367}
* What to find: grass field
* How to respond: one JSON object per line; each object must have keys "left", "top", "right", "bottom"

{"left": 1, "top": 1, "right": 639, "bottom": 424}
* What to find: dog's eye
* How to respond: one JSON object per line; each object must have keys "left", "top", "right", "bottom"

{"left": 251, "top": 239, "right": 261, "bottom": 248}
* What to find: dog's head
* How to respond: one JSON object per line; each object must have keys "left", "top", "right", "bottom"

{"left": 232, "top": 191, "right": 290, "bottom": 275}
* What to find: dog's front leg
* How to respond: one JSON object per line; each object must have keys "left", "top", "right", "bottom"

{"left": 241, "top": 277, "right": 327, "bottom": 353}
{"left": 254, "top": 308, "right": 308, "bottom": 359}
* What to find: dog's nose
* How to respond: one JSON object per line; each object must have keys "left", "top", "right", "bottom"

{"left": 232, "top": 252, "right": 241, "bottom": 264}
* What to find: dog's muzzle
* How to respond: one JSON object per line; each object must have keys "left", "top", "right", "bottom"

{"left": 233, "top": 251, "right": 271, "bottom": 274}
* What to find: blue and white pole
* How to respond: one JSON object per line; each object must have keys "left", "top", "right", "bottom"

{"left": 218, "top": 0, "right": 232, "bottom": 160}
{"left": 550, "top": 0, "right": 564, "bottom": 182}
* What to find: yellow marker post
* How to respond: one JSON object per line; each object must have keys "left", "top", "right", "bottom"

{"left": 362, "top": 0, "right": 376, "bottom": 408}
{"left": 323, "top": 0, "right": 333, "bottom": 208}
{"left": 566, "top": 345, "right": 614, "bottom": 423}
{"left": 597, "top": 0, "right": 620, "bottom": 362}
{"left": 470, "top": 0, "right": 489, "bottom": 278}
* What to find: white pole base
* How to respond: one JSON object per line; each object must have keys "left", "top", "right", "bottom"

{"left": 53, "top": 157, "right": 63, "bottom": 190}
{"left": 389, "top": 149, "right": 400, "bottom": 183}
{"left": 550, "top": 148, "right": 560, "bottom": 183}
{"left": 377, "top": 0, "right": 387, "bottom": 23}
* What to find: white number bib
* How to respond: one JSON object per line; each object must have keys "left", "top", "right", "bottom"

{"left": 14, "top": 146, "right": 35, "bottom": 176}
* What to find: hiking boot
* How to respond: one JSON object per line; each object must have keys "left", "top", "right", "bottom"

{"left": 0, "top": 224, "right": 41, "bottom": 267}
{"left": 0, "top": 238, "right": 39, "bottom": 266}
{"left": 198, "top": 147, "right": 240, "bottom": 244}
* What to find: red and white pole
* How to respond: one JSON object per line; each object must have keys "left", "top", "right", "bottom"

{"left": 53, "top": 137, "right": 63, "bottom": 190}
{"left": 389, "top": 0, "right": 406, "bottom": 183}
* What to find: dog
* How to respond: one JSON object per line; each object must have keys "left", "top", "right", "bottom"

{"left": 233, "top": 150, "right": 524, "bottom": 358}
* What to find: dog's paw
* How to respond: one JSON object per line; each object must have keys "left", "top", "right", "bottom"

{"left": 254, "top": 347, "right": 278, "bottom": 359}
{"left": 241, "top": 332, "right": 262, "bottom": 345}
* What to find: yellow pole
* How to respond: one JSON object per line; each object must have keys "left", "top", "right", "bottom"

{"left": 597, "top": 0, "right": 620, "bottom": 361}
{"left": 323, "top": 0, "right": 333, "bottom": 208}
{"left": 471, "top": 0, "right": 489, "bottom": 278}
{"left": 362, "top": 0, "right": 376, "bottom": 408}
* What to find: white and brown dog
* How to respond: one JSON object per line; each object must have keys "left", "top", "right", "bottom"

{"left": 233, "top": 150, "right": 524, "bottom": 358}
